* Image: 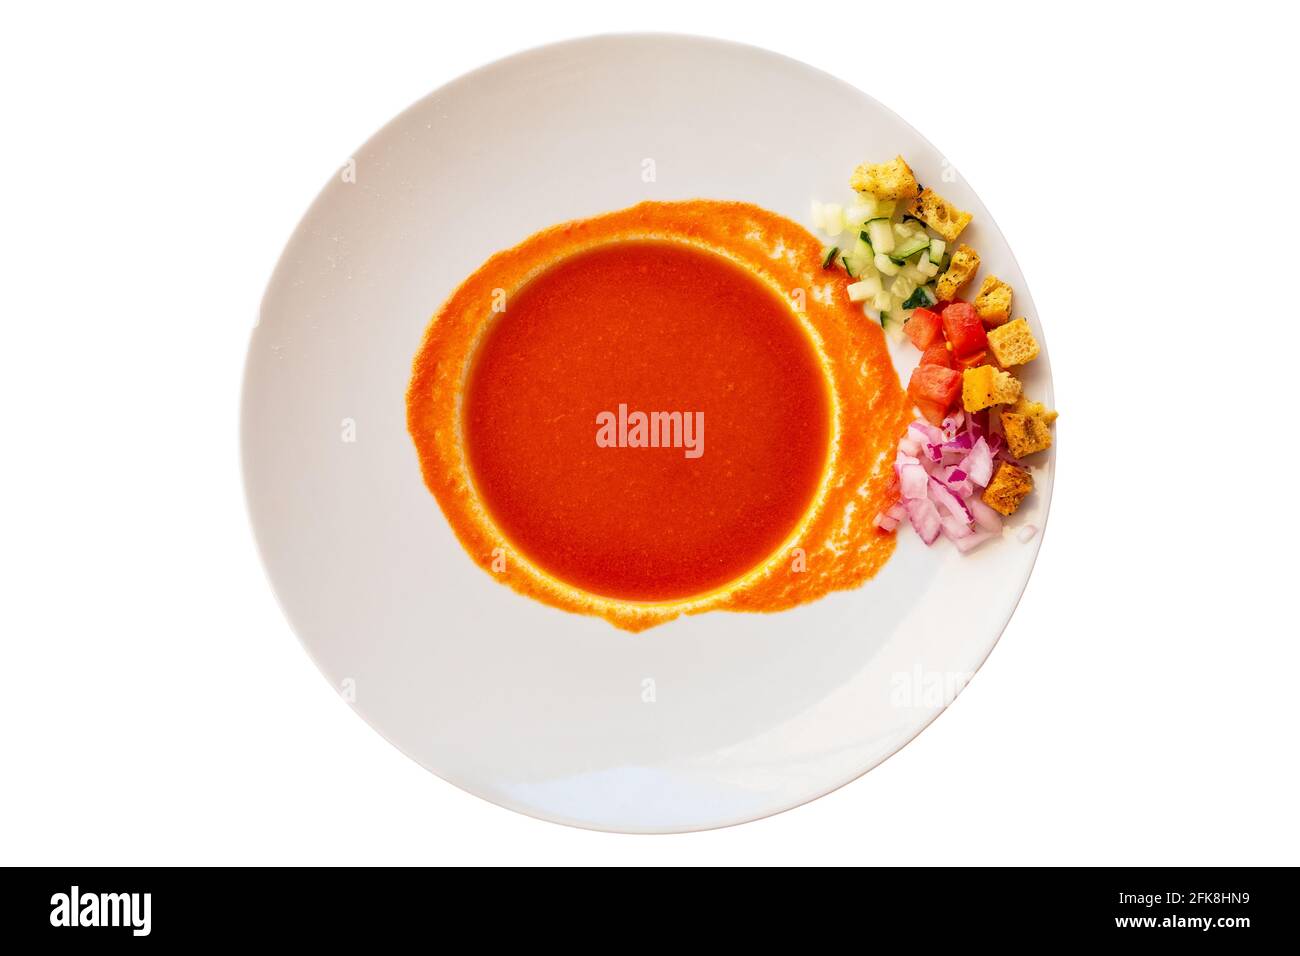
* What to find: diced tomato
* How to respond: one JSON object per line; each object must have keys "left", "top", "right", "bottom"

{"left": 904, "top": 307, "right": 943, "bottom": 350}
{"left": 919, "top": 341, "right": 953, "bottom": 368}
{"left": 914, "top": 398, "right": 948, "bottom": 426}
{"left": 941, "top": 302, "right": 988, "bottom": 358}
{"left": 907, "top": 364, "right": 962, "bottom": 423}
{"left": 955, "top": 348, "right": 987, "bottom": 369}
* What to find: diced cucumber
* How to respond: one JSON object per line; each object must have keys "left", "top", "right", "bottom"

{"left": 900, "top": 262, "right": 929, "bottom": 284}
{"left": 810, "top": 200, "right": 826, "bottom": 232}
{"left": 890, "top": 234, "right": 931, "bottom": 262}
{"left": 873, "top": 289, "right": 893, "bottom": 311}
{"left": 889, "top": 274, "right": 916, "bottom": 299}
{"left": 917, "top": 252, "right": 940, "bottom": 278}
{"left": 822, "top": 246, "right": 839, "bottom": 269}
{"left": 865, "top": 218, "right": 895, "bottom": 254}
{"left": 843, "top": 238, "right": 875, "bottom": 279}
{"left": 928, "top": 238, "right": 947, "bottom": 263}
{"left": 847, "top": 276, "right": 883, "bottom": 302}
{"left": 874, "top": 252, "right": 901, "bottom": 276}
{"left": 902, "top": 285, "right": 938, "bottom": 310}
{"left": 879, "top": 310, "right": 908, "bottom": 344}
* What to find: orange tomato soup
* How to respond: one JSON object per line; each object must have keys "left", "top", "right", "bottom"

{"left": 407, "top": 200, "right": 909, "bottom": 631}
{"left": 462, "top": 241, "right": 831, "bottom": 602}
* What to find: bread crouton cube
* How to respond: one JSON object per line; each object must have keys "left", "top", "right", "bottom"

{"left": 935, "top": 244, "right": 980, "bottom": 300}
{"left": 1011, "top": 394, "right": 1058, "bottom": 425}
{"left": 849, "top": 155, "right": 921, "bottom": 200}
{"left": 987, "top": 317, "right": 1040, "bottom": 367}
{"left": 962, "top": 365, "right": 1021, "bottom": 412}
{"left": 1001, "top": 410, "right": 1054, "bottom": 459}
{"left": 974, "top": 275, "right": 1013, "bottom": 326}
{"left": 982, "top": 462, "right": 1034, "bottom": 516}
{"left": 905, "top": 188, "right": 972, "bottom": 243}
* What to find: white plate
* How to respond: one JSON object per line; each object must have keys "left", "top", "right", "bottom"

{"left": 242, "top": 33, "right": 1054, "bottom": 833}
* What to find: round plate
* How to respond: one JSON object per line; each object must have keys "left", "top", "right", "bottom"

{"left": 242, "top": 33, "right": 1054, "bottom": 833}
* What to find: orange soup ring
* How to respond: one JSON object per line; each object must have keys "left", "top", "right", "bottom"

{"left": 407, "top": 200, "right": 910, "bottom": 631}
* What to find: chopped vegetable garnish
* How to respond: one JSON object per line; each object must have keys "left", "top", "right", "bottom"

{"left": 820, "top": 154, "right": 1056, "bottom": 553}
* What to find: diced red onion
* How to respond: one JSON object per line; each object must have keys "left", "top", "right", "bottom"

{"left": 941, "top": 410, "right": 964, "bottom": 440}
{"left": 894, "top": 451, "right": 920, "bottom": 478}
{"left": 928, "top": 476, "right": 973, "bottom": 523}
{"left": 936, "top": 466, "right": 972, "bottom": 497}
{"left": 948, "top": 478, "right": 974, "bottom": 498}
{"left": 938, "top": 448, "right": 965, "bottom": 468}
{"left": 890, "top": 416, "right": 1019, "bottom": 555}
{"left": 959, "top": 437, "right": 994, "bottom": 488}
{"left": 899, "top": 463, "right": 928, "bottom": 500}
{"left": 969, "top": 497, "right": 1003, "bottom": 533}
{"left": 940, "top": 516, "right": 971, "bottom": 539}
{"left": 906, "top": 497, "right": 942, "bottom": 545}
{"left": 909, "top": 421, "right": 943, "bottom": 446}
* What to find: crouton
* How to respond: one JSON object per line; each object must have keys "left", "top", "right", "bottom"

{"left": 987, "top": 317, "right": 1040, "bottom": 367}
{"left": 974, "top": 275, "right": 1013, "bottom": 326}
{"left": 1011, "top": 394, "right": 1058, "bottom": 425}
{"left": 962, "top": 365, "right": 1021, "bottom": 412}
{"left": 935, "top": 244, "right": 980, "bottom": 300}
{"left": 982, "top": 462, "right": 1034, "bottom": 516}
{"left": 1000, "top": 412, "right": 1053, "bottom": 459}
{"left": 849, "top": 155, "right": 921, "bottom": 201}
{"left": 905, "top": 188, "right": 973, "bottom": 243}
{"left": 1000, "top": 392, "right": 1057, "bottom": 458}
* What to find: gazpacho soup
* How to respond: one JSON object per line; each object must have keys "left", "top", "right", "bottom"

{"left": 407, "top": 200, "right": 908, "bottom": 631}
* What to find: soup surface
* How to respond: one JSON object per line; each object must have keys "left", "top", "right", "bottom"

{"left": 463, "top": 241, "right": 831, "bottom": 602}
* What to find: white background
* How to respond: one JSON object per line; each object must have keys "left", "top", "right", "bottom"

{"left": 3, "top": 0, "right": 1296, "bottom": 865}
